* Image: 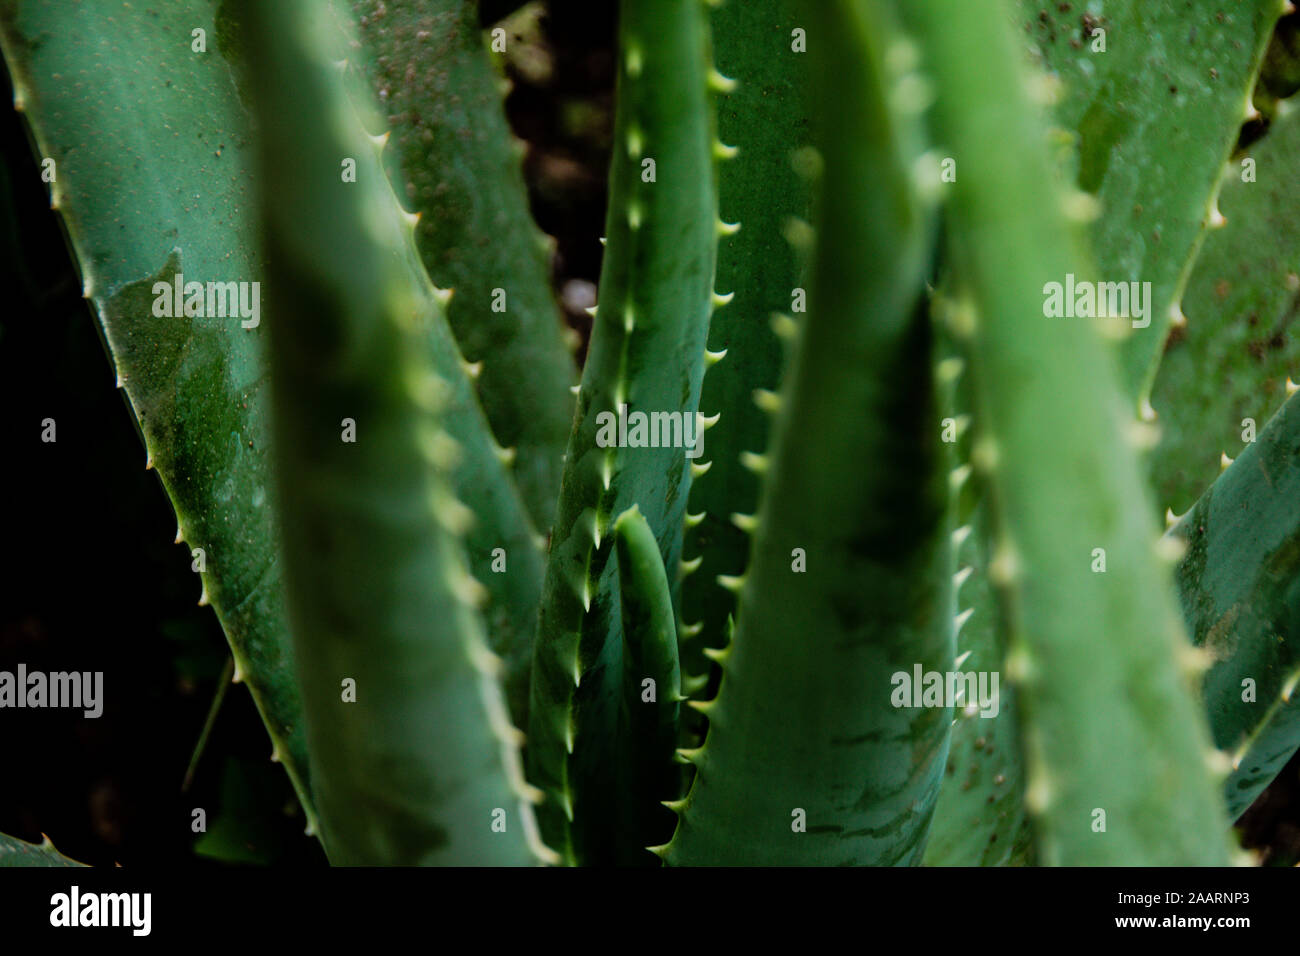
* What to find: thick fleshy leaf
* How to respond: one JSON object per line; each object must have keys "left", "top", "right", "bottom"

{"left": 0, "top": 0, "right": 313, "bottom": 828}
{"left": 1150, "top": 97, "right": 1300, "bottom": 513}
{"left": 349, "top": 0, "right": 577, "bottom": 532}
{"left": 612, "top": 506, "right": 682, "bottom": 865}
{"left": 1015, "top": 0, "right": 1282, "bottom": 408}
{"left": 680, "top": 0, "right": 813, "bottom": 678}
{"left": 0, "top": 832, "right": 85, "bottom": 867}
{"left": 1171, "top": 393, "right": 1300, "bottom": 819}
{"left": 904, "top": 0, "right": 1234, "bottom": 865}
{"left": 665, "top": 0, "right": 951, "bottom": 866}
{"left": 238, "top": 0, "right": 548, "bottom": 866}
{"left": 528, "top": 0, "right": 718, "bottom": 866}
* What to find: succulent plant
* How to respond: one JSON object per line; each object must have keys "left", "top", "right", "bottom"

{"left": 2, "top": 0, "right": 1298, "bottom": 867}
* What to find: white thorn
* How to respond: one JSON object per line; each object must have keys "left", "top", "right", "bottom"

{"left": 770, "top": 313, "right": 799, "bottom": 341}
{"left": 730, "top": 513, "right": 759, "bottom": 532}
{"left": 708, "top": 68, "right": 737, "bottom": 94}
{"left": 713, "top": 141, "right": 739, "bottom": 161}
{"left": 1062, "top": 190, "right": 1102, "bottom": 223}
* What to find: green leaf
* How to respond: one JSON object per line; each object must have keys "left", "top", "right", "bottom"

{"left": 612, "top": 506, "right": 682, "bottom": 866}
{"left": 905, "top": 0, "right": 1234, "bottom": 865}
{"left": 680, "top": 0, "right": 814, "bottom": 677}
{"left": 329, "top": 12, "right": 548, "bottom": 733}
{"left": 349, "top": 0, "right": 578, "bottom": 532}
{"left": 0, "top": 0, "right": 314, "bottom": 831}
{"left": 665, "top": 0, "right": 951, "bottom": 866}
{"left": 1171, "top": 393, "right": 1300, "bottom": 820}
{"left": 1150, "top": 97, "right": 1300, "bottom": 513}
{"left": 1015, "top": 0, "right": 1282, "bottom": 408}
{"left": 0, "top": 832, "right": 86, "bottom": 867}
{"left": 225, "top": 0, "right": 545, "bottom": 732}
{"left": 238, "top": 0, "right": 549, "bottom": 866}
{"left": 527, "top": 0, "right": 719, "bottom": 866}
{"left": 923, "top": 300, "right": 1033, "bottom": 867}
{"left": 923, "top": 469, "right": 1032, "bottom": 865}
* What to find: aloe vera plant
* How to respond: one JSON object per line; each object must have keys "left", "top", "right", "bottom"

{"left": 3, "top": 0, "right": 1300, "bottom": 867}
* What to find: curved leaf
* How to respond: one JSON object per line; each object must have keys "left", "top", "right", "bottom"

{"left": 0, "top": 0, "right": 314, "bottom": 830}
{"left": 665, "top": 0, "right": 951, "bottom": 866}
{"left": 0, "top": 832, "right": 86, "bottom": 867}
{"left": 1015, "top": 0, "right": 1282, "bottom": 408}
{"left": 349, "top": 0, "right": 577, "bottom": 532}
{"left": 905, "top": 0, "right": 1234, "bottom": 865}
{"left": 238, "top": 0, "right": 549, "bottom": 866}
{"left": 527, "top": 0, "right": 718, "bottom": 865}
{"left": 1172, "top": 392, "right": 1300, "bottom": 819}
